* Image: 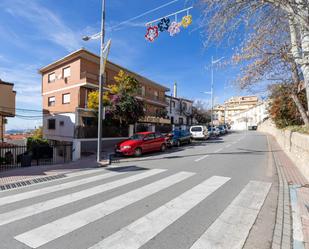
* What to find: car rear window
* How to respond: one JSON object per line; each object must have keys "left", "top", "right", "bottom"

{"left": 191, "top": 127, "right": 202, "bottom": 132}
{"left": 130, "top": 134, "right": 144, "bottom": 140}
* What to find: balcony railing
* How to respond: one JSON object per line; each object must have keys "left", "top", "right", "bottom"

{"left": 80, "top": 72, "right": 99, "bottom": 83}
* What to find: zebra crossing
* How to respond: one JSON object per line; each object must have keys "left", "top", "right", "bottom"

{"left": 0, "top": 167, "right": 271, "bottom": 249}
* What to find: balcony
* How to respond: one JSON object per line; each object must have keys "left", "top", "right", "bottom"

{"left": 80, "top": 72, "right": 99, "bottom": 84}
{"left": 137, "top": 93, "right": 167, "bottom": 107}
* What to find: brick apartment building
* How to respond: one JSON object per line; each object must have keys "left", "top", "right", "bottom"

{"left": 39, "top": 48, "right": 170, "bottom": 159}
{"left": 0, "top": 80, "right": 16, "bottom": 142}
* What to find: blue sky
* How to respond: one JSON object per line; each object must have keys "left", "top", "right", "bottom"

{"left": 0, "top": 0, "right": 249, "bottom": 130}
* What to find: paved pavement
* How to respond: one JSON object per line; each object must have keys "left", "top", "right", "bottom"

{"left": 0, "top": 131, "right": 278, "bottom": 249}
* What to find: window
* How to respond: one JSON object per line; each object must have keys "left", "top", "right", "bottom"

{"left": 179, "top": 117, "right": 183, "bottom": 125}
{"left": 141, "top": 86, "right": 145, "bottom": 96}
{"left": 144, "top": 134, "right": 155, "bottom": 141}
{"left": 48, "top": 119, "right": 56, "bottom": 130}
{"left": 48, "top": 73, "right": 55, "bottom": 83}
{"left": 62, "top": 93, "right": 70, "bottom": 104}
{"left": 48, "top": 96, "right": 55, "bottom": 106}
{"left": 171, "top": 101, "right": 176, "bottom": 108}
{"left": 59, "top": 121, "right": 64, "bottom": 126}
{"left": 154, "top": 91, "right": 158, "bottom": 100}
{"left": 63, "top": 67, "right": 71, "bottom": 78}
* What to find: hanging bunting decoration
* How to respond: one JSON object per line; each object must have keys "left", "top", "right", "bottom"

{"left": 145, "top": 26, "right": 159, "bottom": 42}
{"left": 145, "top": 6, "right": 193, "bottom": 41}
{"left": 181, "top": 15, "right": 192, "bottom": 28}
{"left": 157, "top": 17, "right": 170, "bottom": 32}
{"left": 168, "top": 21, "right": 181, "bottom": 36}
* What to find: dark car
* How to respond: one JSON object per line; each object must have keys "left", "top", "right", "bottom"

{"left": 217, "top": 125, "right": 227, "bottom": 135}
{"left": 208, "top": 127, "right": 220, "bottom": 137}
{"left": 115, "top": 132, "right": 166, "bottom": 156}
{"left": 171, "top": 129, "right": 192, "bottom": 147}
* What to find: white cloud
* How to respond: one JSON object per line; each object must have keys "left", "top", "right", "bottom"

{"left": 1, "top": 0, "right": 82, "bottom": 52}
{"left": 0, "top": 64, "right": 41, "bottom": 106}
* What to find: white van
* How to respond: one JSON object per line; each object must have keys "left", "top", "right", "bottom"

{"left": 190, "top": 125, "right": 209, "bottom": 140}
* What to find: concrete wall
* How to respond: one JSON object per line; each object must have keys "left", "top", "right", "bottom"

{"left": 80, "top": 138, "right": 127, "bottom": 153}
{"left": 258, "top": 119, "right": 309, "bottom": 181}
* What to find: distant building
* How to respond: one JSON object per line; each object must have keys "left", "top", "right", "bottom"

{"left": 4, "top": 133, "right": 31, "bottom": 146}
{"left": 0, "top": 80, "right": 16, "bottom": 142}
{"left": 165, "top": 83, "right": 193, "bottom": 126}
{"left": 213, "top": 96, "right": 260, "bottom": 124}
{"left": 230, "top": 101, "right": 269, "bottom": 130}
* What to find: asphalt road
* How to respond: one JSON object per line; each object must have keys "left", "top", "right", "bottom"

{"left": 0, "top": 131, "right": 278, "bottom": 249}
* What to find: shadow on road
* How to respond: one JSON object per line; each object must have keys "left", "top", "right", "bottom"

{"left": 112, "top": 147, "right": 282, "bottom": 164}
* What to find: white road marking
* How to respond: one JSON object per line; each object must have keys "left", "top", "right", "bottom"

{"left": 0, "top": 171, "right": 126, "bottom": 206}
{"left": 88, "top": 176, "right": 230, "bottom": 249}
{"left": 63, "top": 168, "right": 107, "bottom": 177}
{"left": 225, "top": 144, "right": 231, "bottom": 148}
{"left": 0, "top": 169, "right": 166, "bottom": 226}
{"left": 190, "top": 180, "right": 271, "bottom": 249}
{"left": 0, "top": 168, "right": 107, "bottom": 193}
{"left": 194, "top": 155, "right": 209, "bottom": 162}
{"left": 15, "top": 171, "right": 195, "bottom": 248}
{"left": 214, "top": 148, "right": 223, "bottom": 153}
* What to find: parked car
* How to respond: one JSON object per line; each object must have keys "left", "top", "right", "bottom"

{"left": 190, "top": 125, "right": 209, "bottom": 140}
{"left": 208, "top": 126, "right": 220, "bottom": 137}
{"left": 115, "top": 132, "right": 166, "bottom": 156}
{"left": 217, "top": 125, "right": 227, "bottom": 135}
{"left": 171, "top": 129, "right": 192, "bottom": 147}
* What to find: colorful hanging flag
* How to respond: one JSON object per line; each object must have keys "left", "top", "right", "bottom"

{"left": 158, "top": 17, "right": 170, "bottom": 32}
{"left": 145, "top": 26, "right": 159, "bottom": 42}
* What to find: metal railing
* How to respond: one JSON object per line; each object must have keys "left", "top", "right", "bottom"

{"left": 0, "top": 144, "right": 72, "bottom": 171}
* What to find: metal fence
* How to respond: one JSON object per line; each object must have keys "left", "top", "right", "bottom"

{"left": 0, "top": 144, "right": 72, "bottom": 171}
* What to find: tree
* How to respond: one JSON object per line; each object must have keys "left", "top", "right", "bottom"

{"left": 31, "top": 126, "right": 43, "bottom": 139}
{"left": 87, "top": 70, "right": 145, "bottom": 125}
{"left": 269, "top": 84, "right": 307, "bottom": 128}
{"left": 192, "top": 100, "right": 211, "bottom": 124}
{"left": 230, "top": 9, "right": 309, "bottom": 125}
{"left": 199, "top": 0, "right": 309, "bottom": 121}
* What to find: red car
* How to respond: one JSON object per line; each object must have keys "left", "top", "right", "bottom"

{"left": 115, "top": 132, "right": 167, "bottom": 156}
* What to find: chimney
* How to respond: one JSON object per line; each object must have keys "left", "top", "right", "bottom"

{"left": 173, "top": 82, "right": 177, "bottom": 98}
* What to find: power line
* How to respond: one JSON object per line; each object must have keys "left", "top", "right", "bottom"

{"left": 96, "top": 0, "right": 179, "bottom": 32}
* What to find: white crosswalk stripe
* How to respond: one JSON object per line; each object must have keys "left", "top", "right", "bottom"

{"left": 0, "top": 169, "right": 166, "bottom": 226}
{"left": 15, "top": 171, "right": 195, "bottom": 248}
{"left": 190, "top": 180, "right": 271, "bottom": 249}
{"left": 88, "top": 175, "right": 230, "bottom": 249}
{"left": 2, "top": 168, "right": 272, "bottom": 249}
{"left": 0, "top": 170, "right": 126, "bottom": 206}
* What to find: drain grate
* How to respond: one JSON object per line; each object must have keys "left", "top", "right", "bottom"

{"left": 0, "top": 174, "right": 67, "bottom": 191}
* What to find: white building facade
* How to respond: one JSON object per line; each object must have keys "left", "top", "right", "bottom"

{"left": 230, "top": 102, "right": 269, "bottom": 130}
{"left": 166, "top": 95, "right": 193, "bottom": 126}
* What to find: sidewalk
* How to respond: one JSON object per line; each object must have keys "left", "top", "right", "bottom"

{"left": 268, "top": 135, "right": 309, "bottom": 249}
{"left": 0, "top": 155, "right": 100, "bottom": 187}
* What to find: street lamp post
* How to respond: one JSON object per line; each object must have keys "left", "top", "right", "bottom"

{"left": 83, "top": 0, "right": 106, "bottom": 163}
{"left": 202, "top": 56, "right": 223, "bottom": 127}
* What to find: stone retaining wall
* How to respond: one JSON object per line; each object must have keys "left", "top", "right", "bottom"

{"left": 258, "top": 119, "right": 309, "bottom": 181}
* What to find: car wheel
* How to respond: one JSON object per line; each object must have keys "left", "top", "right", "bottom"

{"left": 134, "top": 148, "right": 142, "bottom": 157}
{"left": 161, "top": 144, "right": 167, "bottom": 152}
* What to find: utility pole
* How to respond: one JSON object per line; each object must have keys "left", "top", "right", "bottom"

{"left": 211, "top": 56, "right": 214, "bottom": 128}
{"left": 96, "top": 0, "right": 106, "bottom": 163}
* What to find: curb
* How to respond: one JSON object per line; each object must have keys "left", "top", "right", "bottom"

{"left": 267, "top": 136, "right": 292, "bottom": 249}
